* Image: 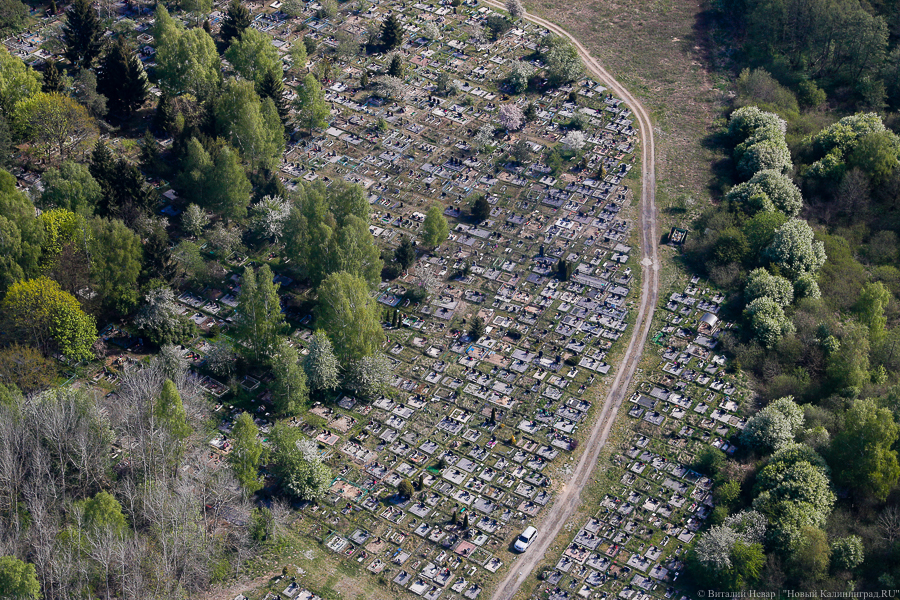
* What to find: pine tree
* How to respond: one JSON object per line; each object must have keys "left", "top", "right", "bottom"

{"left": 89, "top": 140, "right": 116, "bottom": 212}
{"left": 140, "top": 129, "right": 162, "bottom": 174}
{"left": 42, "top": 61, "right": 64, "bottom": 93}
{"left": 360, "top": 70, "right": 368, "bottom": 88}
{"left": 220, "top": 0, "right": 252, "bottom": 47}
{"left": 462, "top": 512, "right": 469, "bottom": 529}
{"left": 256, "top": 69, "right": 290, "bottom": 128}
{"left": 380, "top": 12, "right": 403, "bottom": 50}
{"left": 98, "top": 37, "right": 149, "bottom": 116}
{"left": 62, "top": 0, "right": 104, "bottom": 69}
{"left": 388, "top": 53, "right": 403, "bottom": 77}
{"left": 152, "top": 92, "right": 174, "bottom": 134}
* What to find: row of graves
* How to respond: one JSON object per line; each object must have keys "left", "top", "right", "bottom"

{"left": 522, "top": 276, "right": 752, "bottom": 600}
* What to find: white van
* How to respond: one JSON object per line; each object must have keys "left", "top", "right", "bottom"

{"left": 513, "top": 526, "right": 537, "bottom": 552}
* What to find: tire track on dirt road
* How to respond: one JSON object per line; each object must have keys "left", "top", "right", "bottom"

{"left": 479, "top": 4, "right": 660, "bottom": 600}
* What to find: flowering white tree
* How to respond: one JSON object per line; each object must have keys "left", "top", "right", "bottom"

{"left": 693, "top": 525, "right": 741, "bottom": 570}
{"left": 473, "top": 123, "right": 495, "bottom": 151}
{"left": 506, "top": 0, "right": 524, "bottom": 19}
{"left": 560, "top": 130, "right": 586, "bottom": 151}
{"left": 745, "top": 268, "right": 794, "bottom": 307}
{"left": 373, "top": 75, "right": 405, "bottom": 100}
{"left": 741, "top": 396, "right": 804, "bottom": 451}
{"left": 251, "top": 195, "right": 291, "bottom": 242}
{"left": 181, "top": 203, "right": 209, "bottom": 237}
{"left": 504, "top": 60, "right": 534, "bottom": 94}
{"left": 422, "top": 21, "right": 440, "bottom": 39}
{"left": 498, "top": 103, "right": 525, "bottom": 131}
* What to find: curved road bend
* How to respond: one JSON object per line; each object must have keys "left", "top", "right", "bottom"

{"left": 479, "top": 4, "right": 661, "bottom": 600}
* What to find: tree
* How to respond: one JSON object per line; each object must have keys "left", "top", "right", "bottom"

{"left": 1, "top": 277, "right": 97, "bottom": 361}
{"left": 0, "top": 343, "right": 56, "bottom": 393}
{"left": 257, "top": 69, "right": 289, "bottom": 128}
{"left": 741, "top": 397, "right": 804, "bottom": 451}
{"left": 560, "top": 130, "right": 586, "bottom": 151}
{"left": 788, "top": 527, "right": 831, "bottom": 583}
{"left": 485, "top": 15, "right": 513, "bottom": 40}
{"left": 388, "top": 53, "right": 404, "bottom": 78}
{"left": 766, "top": 218, "right": 827, "bottom": 280}
{"left": 14, "top": 92, "right": 98, "bottom": 159}
{"left": 498, "top": 103, "right": 525, "bottom": 131}
{"left": 469, "top": 316, "right": 486, "bottom": 341}
{"left": 250, "top": 194, "right": 291, "bottom": 242}
{"left": 544, "top": 38, "right": 583, "bottom": 85}
{"left": 133, "top": 287, "right": 195, "bottom": 346}
{"left": 398, "top": 478, "right": 414, "bottom": 499}
{"left": 230, "top": 411, "right": 264, "bottom": 493}
{"left": 422, "top": 21, "right": 440, "bottom": 40}
{"left": 830, "top": 398, "right": 900, "bottom": 501}
{"left": 0, "top": 0, "right": 26, "bottom": 33}
{"left": 272, "top": 423, "right": 331, "bottom": 500}
{"left": 373, "top": 75, "right": 405, "bottom": 101}
{"left": 209, "top": 143, "right": 253, "bottom": 221}
{"left": 0, "top": 556, "right": 40, "bottom": 600}
{"left": 557, "top": 258, "right": 573, "bottom": 281}
{"left": 62, "top": 0, "right": 104, "bottom": 69}
{"left": 155, "top": 379, "right": 191, "bottom": 441}
{"left": 235, "top": 265, "right": 285, "bottom": 363}
{"left": 295, "top": 74, "right": 330, "bottom": 135}
{"left": 220, "top": 0, "right": 252, "bottom": 47}
{"left": 745, "top": 268, "right": 793, "bottom": 307}
{"left": 726, "top": 169, "right": 803, "bottom": 217}
{"left": 304, "top": 330, "right": 340, "bottom": 393}
{"left": 97, "top": 37, "right": 149, "bottom": 116}
{"left": 40, "top": 161, "right": 102, "bottom": 215}
{"left": 88, "top": 217, "right": 143, "bottom": 314}
{"left": 737, "top": 138, "right": 792, "bottom": 179}
{"left": 72, "top": 68, "right": 107, "bottom": 118}
{"left": 380, "top": 12, "right": 403, "bottom": 50}
{"left": 504, "top": 60, "right": 534, "bottom": 94}
{"left": 316, "top": 271, "right": 383, "bottom": 363}
{"left": 471, "top": 196, "right": 491, "bottom": 223}
{"left": 506, "top": 0, "right": 524, "bottom": 18}
{"left": 395, "top": 236, "right": 416, "bottom": 271}
{"left": 855, "top": 281, "right": 891, "bottom": 344}
{"left": 226, "top": 28, "right": 282, "bottom": 85}
{"left": 422, "top": 205, "right": 449, "bottom": 248}
{"left": 156, "top": 27, "right": 222, "bottom": 98}
{"left": 215, "top": 78, "right": 284, "bottom": 169}
{"left": 42, "top": 61, "right": 63, "bottom": 94}
{"left": 473, "top": 123, "right": 495, "bottom": 151}
{"left": 288, "top": 39, "right": 308, "bottom": 74}
{"left": 271, "top": 340, "right": 309, "bottom": 416}
{"left": 345, "top": 354, "right": 393, "bottom": 399}
{"left": 182, "top": 203, "right": 209, "bottom": 238}
{"left": 77, "top": 490, "right": 128, "bottom": 533}
{"left": 0, "top": 47, "right": 40, "bottom": 118}
{"left": 333, "top": 215, "right": 383, "bottom": 287}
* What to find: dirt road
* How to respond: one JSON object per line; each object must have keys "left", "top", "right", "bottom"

{"left": 480, "top": 4, "right": 660, "bottom": 600}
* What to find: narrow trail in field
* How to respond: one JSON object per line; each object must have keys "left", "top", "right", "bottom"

{"left": 480, "top": 4, "right": 660, "bottom": 600}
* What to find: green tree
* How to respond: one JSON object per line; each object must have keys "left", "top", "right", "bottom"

{"left": 788, "top": 527, "right": 831, "bottom": 584}
{"left": 155, "top": 379, "right": 191, "bottom": 441}
{"left": 230, "top": 411, "right": 265, "bottom": 494}
{"left": 304, "top": 329, "right": 340, "bottom": 393}
{"left": 295, "top": 73, "right": 330, "bottom": 135}
{"left": 156, "top": 27, "right": 222, "bottom": 98}
{"left": 395, "top": 236, "right": 416, "bottom": 271}
{"left": 257, "top": 69, "right": 290, "bottom": 128}
{"left": 1, "top": 277, "right": 96, "bottom": 361}
{"left": 422, "top": 205, "right": 449, "bottom": 247}
{"left": 380, "top": 12, "right": 403, "bottom": 50}
{"left": 40, "top": 161, "right": 102, "bottom": 216}
{"left": 0, "top": 0, "right": 26, "bottom": 33}
{"left": 388, "top": 53, "right": 404, "bottom": 77}
{"left": 831, "top": 535, "right": 864, "bottom": 571}
{"left": 398, "top": 478, "right": 414, "bottom": 499}
{"left": 88, "top": 217, "right": 143, "bottom": 314}
{"left": 0, "top": 344, "right": 56, "bottom": 393}
{"left": 97, "top": 36, "right": 149, "bottom": 116}
{"left": 270, "top": 339, "right": 309, "bottom": 416}
{"left": 333, "top": 215, "right": 383, "bottom": 287}
{"left": 543, "top": 37, "right": 583, "bottom": 85}
{"left": 62, "top": 0, "right": 104, "bottom": 69}
{"left": 0, "top": 46, "right": 40, "bottom": 118}
{"left": 76, "top": 490, "right": 128, "bottom": 534}
{"left": 215, "top": 78, "right": 284, "bottom": 169}
{"left": 220, "top": 0, "right": 252, "bottom": 47}
{"left": 471, "top": 196, "right": 491, "bottom": 223}
{"left": 225, "top": 27, "right": 282, "bottom": 85}
{"left": 41, "top": 61, "right": 63, "bottom": 94}
{"left": 0, "top": 556, "right": 40, "bottom": 600}
{"left": 830, "top": 397, "right": 900, "bottom": 501}
{"left": 855, "top": 281, "right": 891, "bottom": 344}
{"left": 848, "top": 131, "right": 899, "bottom": 184}
{"left": 13, "top": 92, "right": 98, "bottom": 160}
{"left": 316, "top": 271, "right": 383, "bottom": 363}
{"left": 235, "top": 265, "right": 285, "bottom": 363}
{"left": 469, "top": 315, "right": 486, "bottom": 340}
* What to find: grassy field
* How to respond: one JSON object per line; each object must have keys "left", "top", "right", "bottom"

{"left": 526, "top": 0, "right": 730, "bottom": 221}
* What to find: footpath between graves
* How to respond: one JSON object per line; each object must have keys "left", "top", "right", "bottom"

{"left": 477, "top": 4, "right": 661, "bottom": 599}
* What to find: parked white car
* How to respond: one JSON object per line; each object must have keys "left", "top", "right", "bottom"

{"left": 513, "top": 526, "right": 537, "bottom": 552}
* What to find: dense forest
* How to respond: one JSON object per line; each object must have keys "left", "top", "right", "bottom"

{"left": 673, "top": 0, "right": 900, "bottom": 593}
